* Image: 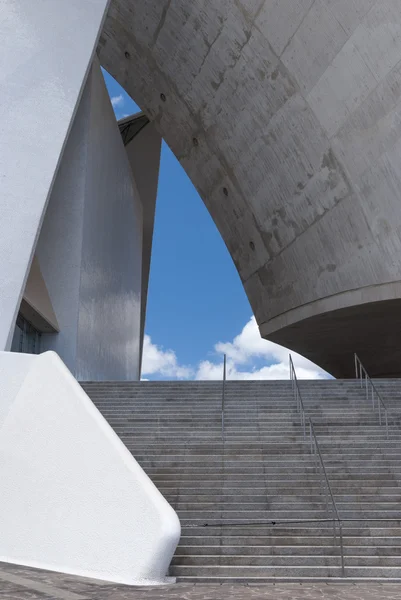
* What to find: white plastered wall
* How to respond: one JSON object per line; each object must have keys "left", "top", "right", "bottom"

{"left": 0, "top": 351, "right": 180, "bottom": 584}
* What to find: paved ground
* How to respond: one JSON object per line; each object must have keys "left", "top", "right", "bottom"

{"left": 1, "top": 564, "right": 401, "bottom": 600}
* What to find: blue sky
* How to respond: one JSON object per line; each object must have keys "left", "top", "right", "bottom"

{"left": 102, "top": 70, "right": 327, "bottom": 380}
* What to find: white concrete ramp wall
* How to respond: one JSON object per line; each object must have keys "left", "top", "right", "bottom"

{"left": 0, "top": 351, "right": 180, "bottom": 585}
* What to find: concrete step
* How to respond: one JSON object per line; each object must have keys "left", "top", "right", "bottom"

{"left": 179, "top": 534, "right": 401, "bottom": 545}
{"left": 83, "top": 378, "right": 401, "bottom": 582}
{"left": 178, "top": 512, "right": 401, "bottom": 522}
{"left": 166, "top": 493, "right": 401, "bottom": 503}
{"left": 176, "top": 544, "right": 401, "bottom": 556}
{"left": 171, "top": 554, "right": 401, "bottom": 566}
{"left": 172, "top": 565, "right": 401, "bottom": 578}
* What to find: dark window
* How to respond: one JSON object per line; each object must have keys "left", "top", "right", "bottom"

{"left": 11, "top": 314, "right": 41, "bottom": 355}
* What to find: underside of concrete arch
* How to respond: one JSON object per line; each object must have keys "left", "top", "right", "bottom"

{"left": 99, "top": 0, "right": 401, "bottom": 377}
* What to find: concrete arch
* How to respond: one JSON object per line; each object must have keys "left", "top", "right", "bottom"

{"left": 99, "top": 0, "right": 401, "bottom": 377}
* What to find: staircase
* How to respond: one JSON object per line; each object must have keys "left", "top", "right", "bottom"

{"left": 82, "top": 379, "right": 401, "bottom": 582}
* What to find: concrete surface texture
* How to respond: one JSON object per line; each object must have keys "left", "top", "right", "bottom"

{"left": 99, "top": 0, "right": 401, "bottom": 377}
{"left": 0, "top": 562, "right": 401, "bottom": 600}
{"left": 0, "top": 351, "right": 180, "bottom": 585}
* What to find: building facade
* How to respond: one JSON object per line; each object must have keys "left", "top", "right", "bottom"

{"left": 3, "top": 0, "right": 401, "bottom": 587}
{"left": 1, "top": 2, "right": 161, "bottom": 380}
{"left": 3, "top": 0, "right": 401, "bottom": 379}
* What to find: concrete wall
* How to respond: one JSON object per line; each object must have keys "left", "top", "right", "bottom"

{"left": 35, "top": 74, "right": 89, "bottom": 371}
{"left": 0, "top": 351, "right": 180, "bottom": 584}
{"left": 0, "top": 0, "right": 110, "bottom": 351}
{"left": 98, "top": 0, "right": 401, "bottom": 376}
{"left": 77, "top": 60, "right": 143, "bottom": 381}
{"left": 124, "top": 122, "right": 162, "bottom": 371}
{"left": 38, "top": 59, "right": 143, "bottom": 381}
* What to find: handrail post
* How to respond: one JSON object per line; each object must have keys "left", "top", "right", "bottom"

{"left": 290, "top": 355, "right": 306, "bottom": 439}
{"left": 354, "top": 353, "right": 358, "bottom": 379}
{"left": 221, "top": 354, "right": 226, "bottom": 442}
{"left": 385, "top": 410, "right": 389, "bottom": 440}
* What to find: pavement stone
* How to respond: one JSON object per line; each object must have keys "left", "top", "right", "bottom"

{"left": 1, "top": 564, "right": 401, "bottom": 600}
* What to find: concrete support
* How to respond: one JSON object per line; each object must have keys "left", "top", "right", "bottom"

{"left": 37, "top": 59, "right": 144, "bottom": 381}
{"left": 98, "top": 0, "right": 401, "bottom": 376}
{"left": 122, "top": 117, "right": 162, "bottom": 372}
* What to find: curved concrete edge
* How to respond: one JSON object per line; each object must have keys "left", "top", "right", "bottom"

{"left": 0, "top": 351, "right": 180, "bottom": 585}
{"left": 261, "top": 294, "right": 401, "bottom": 378}
{"left": 260, "top": 281, "right": 401, "bottom": 338}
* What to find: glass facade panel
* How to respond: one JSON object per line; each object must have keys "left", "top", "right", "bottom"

{"left": 11, "top": 314, "right": 41, "bottom": 355}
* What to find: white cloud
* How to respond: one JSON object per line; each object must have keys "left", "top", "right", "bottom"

{"left": 111, "top": 94, "right": 124, "bottom": 108}
{"left": 196, "top": 359, "right": 321, "bottom": 381}
{"left": 204, "top": 316, "right": 329, "bottom": 380}
{"left": 141, "top": 334, "right": 193, "bottom": 379}
{"left": 142, "top": 316, "right": 330, "bottom": 381}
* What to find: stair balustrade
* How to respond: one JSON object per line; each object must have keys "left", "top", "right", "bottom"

{"left": 354, "top": 354, "right": 389, "bottom": 438}
{"left": 309, "top": 419, "right": 345, "bottom": 575}
{"left": 289, "top": 354, "right": 306, "bottom": 439}
{"left": 221, "top": 354, "right": 226, "bottom": 441}
{"left": 290, "top": 355, "right": 345, "bottom": 574}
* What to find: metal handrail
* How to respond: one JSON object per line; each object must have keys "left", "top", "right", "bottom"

{"left": 309, "top": 419, "right": 344, "bottom": 575}
{"left": 289, "top": 354, "right": 306, "bottom": 439}
{"left": 354, "top": 354, "right": 389, "bottom": 438}
{"left": 221, "top": 354, "right": 226, "bottom": 441}
{"left": 289, "top": 355, "right": 344, "bottom": 574}
{"left": 309, "top": 420, "right": 340, "bottom": 521}
{"left": 198, "top": 517, "right": 401, "bottom": 527}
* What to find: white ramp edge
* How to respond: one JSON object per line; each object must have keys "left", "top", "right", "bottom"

{"left": 0, "top": 351, "right": 180, "bottom": 585}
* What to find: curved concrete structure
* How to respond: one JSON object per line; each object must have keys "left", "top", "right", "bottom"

{"left": 99, "top": 1, "right": 401, "bottom": 377}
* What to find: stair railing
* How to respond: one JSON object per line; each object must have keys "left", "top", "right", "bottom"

{"left": 289, "top": 354, "right": 306, "bottom": 439}
{"left": 309, "top": 419, "right": 345, "bottom": 576}
{"left": 221, "top": 354, "right": 226, "bottom": 441}
{"left": 354, "top": 354, "right": 389, "bottom": 439}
